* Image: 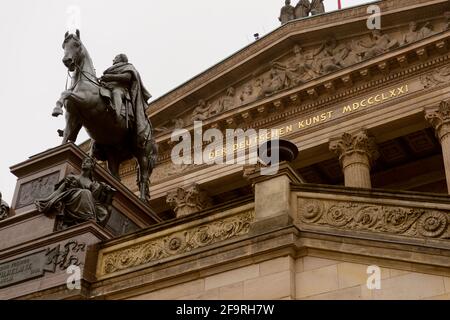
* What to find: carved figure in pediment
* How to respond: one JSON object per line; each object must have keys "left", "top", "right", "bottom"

{"left": 285, "top": 45, "right": 316, "bottom": 84}
{"left": 310, "top": 0, "right": 325, "bottom": 15}
{"left": 261, "top": 64, "right": 289, "bottom": 96}
{"left": 313, "top": 37, "right": 343, "bottom": 74}
{"left": 253, "top": 77, "right": 264, "bottom": 98}
{"left": 402, "top": 21, "right": 434, "bottom": 45}
{"left": 240, "top": 84, "right": 255, "bottom": 104}
{"left": 444, "top": 12, "right": 450, "bottom": 31}
{"left": 208, "top": 101, "right": 224, "bottom": 117}
{"left": 173, "top": 118, "right": 185, "bottom": 130}
{"left": 338, "top": 41, "right": 362, "bottom": 67}
{"left": 218, "top": 87, "right": 236, "bottom": 112}
{"left": 421, "top": 66, "right": 450, "bottom": 88}
{"left": 279, "top": 0, "right": 295, "bottom": 25}
{"left": 0, "top": 192, "right": 10, "bottom": 221}
{"left": 156, "top": 118, "right": 185, "bottom": 134}
{"left": 192, "top": 99, "right": 211, "bottom": 121}
{"left": 295, "top": 0, "right": 310, "bottom": 18}
{"left": 358, "top": 29, "right": 399, "bottom": 60}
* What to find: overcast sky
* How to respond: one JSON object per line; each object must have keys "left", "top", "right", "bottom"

{"left": 0, "top": 0, "right": 370, "bottom": 203}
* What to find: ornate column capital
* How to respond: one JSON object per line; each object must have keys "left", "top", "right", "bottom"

{"left": 166, "top": 184, "right": 212, "bottom": 218}
{"left": 329, "top": 130, "right": 380, "bottom": 168}
{"left": 425, "top": 100, "right": 450, "bottom": 141}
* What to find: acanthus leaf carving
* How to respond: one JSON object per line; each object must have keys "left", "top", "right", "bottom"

{"left": 166, "top": 183, "right": 212, "bottom": 218}
{"left": 329, "top": 130, "right": 379, "bottom": 165}
{"left": 425, "top": 99, "right": 450, "bottom": 140}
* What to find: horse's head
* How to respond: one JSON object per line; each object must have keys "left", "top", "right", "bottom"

{"left": 62, "top": 29, "right": 83, "bottom": 72}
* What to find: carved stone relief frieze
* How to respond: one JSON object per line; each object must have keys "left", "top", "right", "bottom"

{"left": 157, "top": 15, "right": 449, "bottom": 129}
{"left": 149, "top": 0, "right": 443, "bottom": 113}
{"left": 16, "top": 172, "right": 61, "bottom": 209}
{"left": 100, "top": 209, "right": 255, "bottom": 275}
{"left": 421, "top": 65, "right": 450, "bottom": 88}
{"left": 297, "top": 198, "right": 450, "bottom": 239}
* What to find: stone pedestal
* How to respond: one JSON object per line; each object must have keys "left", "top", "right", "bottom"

{"left": 244, "top": 162, "right": 304, "bottom": 230}
{"left": 0, "top": 143, "right": 161, "bottom": 299}
{"left": 329, "top": 130, "right": 379, "bottom": 189}
{"left": 425, "top": 100, "right": 450, "bottom": 194}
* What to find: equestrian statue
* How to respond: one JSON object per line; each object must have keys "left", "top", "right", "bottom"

{"left": 53, "top": 30, "right": 157, "bottom": 202}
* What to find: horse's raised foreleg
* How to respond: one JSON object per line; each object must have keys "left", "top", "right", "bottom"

{"left": 53, "top": 90, "right": 86, "bottom": 117}
{"left": 53, "top": 90, "right": 71, "bottom": 117}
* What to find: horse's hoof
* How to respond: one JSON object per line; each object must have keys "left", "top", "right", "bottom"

{"left": 52, "top": 107, "right": 63, "bottom": 117}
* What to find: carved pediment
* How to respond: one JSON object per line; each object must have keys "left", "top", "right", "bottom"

{"left": 150, "top": 1, "right": 450, "bottom": 139}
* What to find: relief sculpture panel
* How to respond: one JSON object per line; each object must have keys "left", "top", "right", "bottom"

{"left": 99, "top": 209, "right": 255, "bottom": 275}
{"left": 297, "top": 198, "right": 450, "bottom": 239}
{"left": 16, "top": 172, "right": 60, "bottom": 209}
{"left": 157, "top": 15, "right": 450, "bottom": 132}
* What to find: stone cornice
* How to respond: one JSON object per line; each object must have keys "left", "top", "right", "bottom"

{"left": 148, "top": 0, "right": 448, "bottom": 120}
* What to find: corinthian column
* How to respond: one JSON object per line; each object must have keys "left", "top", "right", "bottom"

{"left": 425, "top": 100, "right": 450, "bottom": 193}
{"left": 329, "top": 130, "right": 379, "bottom": 188}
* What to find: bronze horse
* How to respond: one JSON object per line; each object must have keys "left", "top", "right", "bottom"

{"left": 54, "top": 30, "right": 157, "bottom": 202}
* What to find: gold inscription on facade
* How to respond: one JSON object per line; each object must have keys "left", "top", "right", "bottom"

{"left": 209, "top": 84, "right": 411, "bottom": 159}
{"left": 342, "top": 85, "right": 409, "bottom": 114}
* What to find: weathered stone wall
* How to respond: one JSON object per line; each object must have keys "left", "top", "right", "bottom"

{"left": 295, "top": 257, "right": 450, "bottom": 300}
{"left": 127, "top": 255, "right": 450, "bottom": 300}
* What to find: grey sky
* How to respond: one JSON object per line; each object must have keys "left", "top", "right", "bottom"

{"left": 0, "top": 0, "right": 370, "bottom": 203}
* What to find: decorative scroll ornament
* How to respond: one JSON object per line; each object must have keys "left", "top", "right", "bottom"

{"left": 101, "top": 210, "right": 255, "bottom": 275}
{"left": 297, "top": 198, "right": 450, "bottom": 239}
